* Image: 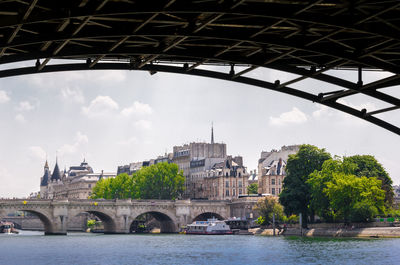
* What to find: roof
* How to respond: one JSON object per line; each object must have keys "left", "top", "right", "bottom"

{"left": 51, "top": 162, "right": 61, "bottom": 181}
{"left": 40, "top": 169, "right": 51, "bottom": 186}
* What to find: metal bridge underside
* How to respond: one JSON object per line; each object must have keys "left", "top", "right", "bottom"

{"left": 0, "top": 0, "right": 400, "bottom": 134}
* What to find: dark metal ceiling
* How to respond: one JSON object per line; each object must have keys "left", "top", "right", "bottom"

{"left": 0, "top": 0, "right": 400, "bottom": 134}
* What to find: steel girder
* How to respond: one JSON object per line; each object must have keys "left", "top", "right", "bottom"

{"left": 0, "top": 0, "right": 399, "bottom": 134}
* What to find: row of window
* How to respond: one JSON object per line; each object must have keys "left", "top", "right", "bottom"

{"left": 270, "top": 178, "right": 281, "bottom": 185}
{"left": 225, "top": 180, "right": 243, "bottom": 187}
{"left": 271, "top": 188, "right": 281, "bottom": 195}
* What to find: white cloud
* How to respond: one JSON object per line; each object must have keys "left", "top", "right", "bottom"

{"left": 16, "top": 101, "right": 35, "bottom": 111}
{"left": 61, "top": 86, "right": 85, "bottom": 104}
{"left": 98, "top": 71, "right": 126, "bottom": 82}
{"left": 75, "top": 131, "right": 89, "bottom": 144}
{"left": 121, "top": 101, "right": 153, "bottom": 117}
{"left": 28, "top": 146, "right": 47, "bottom": 161}
{"left": 312, "top": 105, "right": 334, "bottom": 119}
{"left": 117, "top": 136, "right": 138, "bottom": 145}
{"left": 15, "top": 114, "right": 26, "bottom": 123}
{"left": 59, "top": 131, "right": 89, "bottom": 156}
{"left": 269, "top": 107, "right": 308, "bottom": 126}
{"left": 0, "top": 90, "right": 10, "bottom": 103}
{"left": 337, "top": 99, "right": 377, "bottom": 112}
{"left": 313, "top": 100, "right": 378, "bottom": 120}
{"left": 82, "top": 95, "right": 119, "bottom": 118}
{"left": 134, "top": 119, "right": 152, "bottom": 130}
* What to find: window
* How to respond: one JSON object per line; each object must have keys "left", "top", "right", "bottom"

{"left": 232, "top": 181, "right": 235, "bottom": 187}
{"left": 226, "top": 172, "right": 229, "bottom": 177}
{"left": 233, "top": 189, "right": 236, "bottom": 196}
{"left": 272, "top": 188, "right": 275, "bottom": 195}
{"left": 88, "top": 184, "right": 91, "bottom": 188}
{"left": 239, "top": 189, "right": 242, "bottom": 194}
{"left": 225, "top": 190, "right": 229, "bottom": 196}
{"left": 238, "top": 180, "right": 242, "bottom": 187}
{"left": 239, "top": 172, "right": 241, "bottom": 177}
{"left": 225, "top": 181, "right": 229, "bottom": 188}
{"left": 271, "top": 179, "right": 276, "bottom": 185}
{"left": 278, "top": 178, "right": 281, "bottom": 185}
{"left": 279, "top": 188, "right": 281, "bottom": 194}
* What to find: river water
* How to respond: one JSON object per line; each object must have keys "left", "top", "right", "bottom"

{"left": 0, "top": 231, "right": 398, "bottom": 265}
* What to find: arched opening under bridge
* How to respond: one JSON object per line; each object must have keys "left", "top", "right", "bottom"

{"left": 82, "top": 211, "right": 116, "bottom": 234}
{"left": 192, "top": 212, "right": 225, "bottom": 222}
{"left": 130, "top": 211, "right": 176, "bottom": 233}
{"left": 0, "top": 209, "right": 54, "bottom": 235}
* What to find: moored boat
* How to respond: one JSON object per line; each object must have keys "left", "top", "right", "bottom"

{"left": 185, "top": 218, "right": 232, "bottom": 235}
{"left": 0, "top": 221, "right": 19, "bottom": 234}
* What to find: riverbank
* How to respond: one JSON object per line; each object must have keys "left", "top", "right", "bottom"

{"left": 250, "top": 226, "right": 400, "bottom": 238}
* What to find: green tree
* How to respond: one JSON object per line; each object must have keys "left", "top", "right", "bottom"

{"left": 324, "top": 174, "right": 385, "bottom": 223}
{"left": 344, "top": 155, "right": 393, "bottom": 207}
{"left": 307, "top": 157, "right": 357, "bottom": 222}
{"left": 247, "top": 183, "right": 258, "bottom": 195}
{"left": 134, "top": 162, "right": 185, "bottom": 200}
{"left": 279, "top": 144, "right": 331, "bottom": 228}
{"left": 91, "top": 163, "right": 184, "bottom": 200}
{"left": 91, "top": 173, "right": 134, "bottom": 199}
{"left": 253, "top": 196, "right": 285, "bottom": 225}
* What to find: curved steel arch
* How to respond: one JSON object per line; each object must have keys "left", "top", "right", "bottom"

{"left": 0, "top": 0, "right": 399, "bottom": 134}
{"left": 0, "top": 62, "right": 399, "bottom": 135}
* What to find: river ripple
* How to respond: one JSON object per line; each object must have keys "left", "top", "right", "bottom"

{"left": 0, "top": 231, "right": 398, "bottom": 265}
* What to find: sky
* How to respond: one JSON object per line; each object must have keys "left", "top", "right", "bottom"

{"left": 0, "top": 60, "right": 399, "bottom": 197}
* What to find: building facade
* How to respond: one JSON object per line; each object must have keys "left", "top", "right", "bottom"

{"left": 257, "top": 145, "right": 300, "bottom": 196}
{"left": 117, "top": 154, "right": 173, "bottom": 175}
{"left": 172, "top": 126, "right": 227, "bottom": 198}
{"left": 192, "top": 156, "right": 249, "bottom": 200}
{"left": 40, "top": 159, "right": 116, "bottom": 199}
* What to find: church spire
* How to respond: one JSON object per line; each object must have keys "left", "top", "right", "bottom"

{"left": 211, "top": 122, "right": 214, "bottom": 144}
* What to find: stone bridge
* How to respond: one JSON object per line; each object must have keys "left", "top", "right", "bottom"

{"left": 0, "top": 198, "right": 257, "bottom": 235}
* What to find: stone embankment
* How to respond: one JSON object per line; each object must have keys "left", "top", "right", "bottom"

{"left": 250, "top": 226, "right": 400, "bottom": 238}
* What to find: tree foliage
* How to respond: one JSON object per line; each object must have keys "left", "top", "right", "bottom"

{"left": 308, "top": 157, "right": 387, "bottom": 223}
{"left": 344, "top": 155, "right": 393, "bottom": 207}
{"left": 134, "top": 162, "right": 185, "bottom": 200}
{"left": 279, "top": 144, "right": 331, "bottom": 227}
{"left": 253, "top": 196, "right": 285, "bottom": 225}
{"left": 247, "top": 183, "right": 258, "bottom": 195}
{"left": 91, "top": 162, "right": 185, "bottom": 200}
{"left": 325, "top": 174, "right": 385, "bottom": 223}
{"left": 307, "top": 158, "right": 357, "bottom": 222}
{"left": 91, "top": 173, "right": 134, "bottom": 199}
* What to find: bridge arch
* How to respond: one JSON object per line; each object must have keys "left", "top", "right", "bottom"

{"left": 68, "top": 208, "right": 117, "bottom": 234}
{"left": 130, "top": 210, "right": 177, "bottom": 233}
{"left": 192, "top": 212, "right": 226, "bottom": 222}
{"left": 0, "top": 208, "right": 54, "bottom": 235}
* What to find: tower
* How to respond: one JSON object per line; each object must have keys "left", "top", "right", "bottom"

{"left": 211, "top": 122, "right": 214, "bottom": 144}
{"left": 40, "top": 160, "right": 51, "bottom": 198}
{"left": 40, "top": 160, "right": 51, "bottom": 186}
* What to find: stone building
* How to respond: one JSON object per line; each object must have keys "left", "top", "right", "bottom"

{"left": 257, "top": 145, "right": 300, "bottom": 196}
{"left": 117, "top": 153, "right": 173, "bottom": 175}
{"left": 192, "top": 156, "right": 249, "bottom": 200}
{"left": 172, "top": 125, "right": 227, "bottom": 198}
{"left": 40, "top": 159, "right": 116, "bottom": 199}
